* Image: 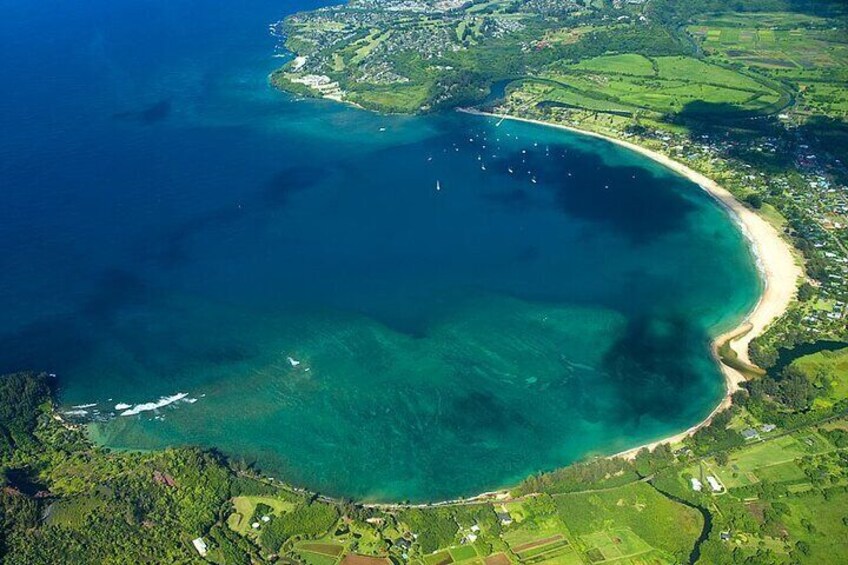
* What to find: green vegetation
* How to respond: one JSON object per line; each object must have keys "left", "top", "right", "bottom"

{"left": 790, "top": 347, "right": 848, "bottom": 409}
{"left": 3, "top": 0, "right": 848, "bottom": 563}
{"left": 259, "top": 502, "right": 340, "bottom": 552}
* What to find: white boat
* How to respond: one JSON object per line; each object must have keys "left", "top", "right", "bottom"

{"left": 481, "top": 164, "right": 486, "bottom": 171}
{"left": 531, "top": 177, "right": 537, "bottom": 184}
{"left": 508, "top": 167, "right": 514, "bottom": 174}
{"left": 436, "top": 180, "right": 441, "bottom": 191}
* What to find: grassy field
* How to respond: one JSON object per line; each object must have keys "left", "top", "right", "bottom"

{"left": 697, "top": 435, "right": 810, "bottom": 488}
{"left": 44, "top": 495, "right": 105, "bottom": 529}
{"left": 528, "top": 54, "right": 787, "bottom": 118}
{"left": 553, "top": 482, "right": 702, "bottom": 560}
{"left": 790, "top": 347, "right": 848, "bottom": 408}
{"left": 297, "top": 550, "right": 342, "bottom": 565}
{"left": 226, "top": 495, "right": 296, "bottom": 535}
{"left": 782, "top": 490, "right": 848, "bottom": 564}
{"left": 347, "top": 83, "right": 432, "bottom": 113}
{"left": 574, "top": 54, "right": 655, "bottom": 77}
{"left": 688, "top": 11, "right": 848, "bottom": 118}
{"left": 449, "top": 545, "right": 478, "bottom": 562}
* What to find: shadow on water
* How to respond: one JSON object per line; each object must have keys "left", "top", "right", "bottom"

{"left": 261, "top": 165, "right": 327, "bottom": 207}
{"left": 136, "top": 164, "right": 328, "bottom": 268}
{"left": 440, "top": 390, "right": 532, "bottom": 440}
{"left": 480, "top": 144, "right": 696, "bottom": 244}
{"left": 112, "top": 99, "right": 172, "bottom": 124}
{"left": 0, "top": 267, "right": 259, "bottom": 380}
{"left": 0, "top": 270, "right": 148, "bottom": 373}
{"left": 599, "top": 316, "right": 712, "bottom": 424}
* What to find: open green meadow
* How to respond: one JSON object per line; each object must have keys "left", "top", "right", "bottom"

{"left": 782, "top": 490, "right": 848, "bottom": 564}
{"left": 227, "top": 495, "right": 296, "bottom": 535}
{"left": 791, "top": 347, "right": 848, "bottom": 408}
{"left": 529, "top": 54, "right": 788, "bottom": 118}
{"left": 553, "top": 482, "right": 702, "bottom": 561}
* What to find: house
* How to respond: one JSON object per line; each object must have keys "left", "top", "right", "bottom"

{"left": 470, "top": 525, "right": 480, "bottom": 533}
{"left": 741, "top": 428, "right": 759, "bottom": 440}
{"left": 394, "top": 538, "right": 412, "bottom": 551}
{"left": 720, "top": 531, "right": 731, "bottom": 541}
{"left": 191, "top": 537, "right": 208, "bottom": 557}
{"left": 706, "top": 476, "right": 722, "bottom": 492}
{"left": 496, "top": 510, "right": 513, "bottom": 526}
{"left": 761, "top": 424, "right": 776, "bottom": 433}
{"left": 690, "top": 478, "right": 703, "bottom": 492}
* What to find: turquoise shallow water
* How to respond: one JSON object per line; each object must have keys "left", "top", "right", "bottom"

{"left": 0, "top": 0, "right": 760, "bottom": 501}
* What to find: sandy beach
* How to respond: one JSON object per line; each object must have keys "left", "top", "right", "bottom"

{"left": 465, "top": 109, "right": 803, "bottom": 461}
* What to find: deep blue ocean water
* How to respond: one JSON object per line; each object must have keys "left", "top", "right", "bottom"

{"left": 0, "top": 0, "right": 760, "bottom": 501}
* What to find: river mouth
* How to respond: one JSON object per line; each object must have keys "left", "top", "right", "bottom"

{"left": 0, "top": 0, "right": 760, "bottom": 502}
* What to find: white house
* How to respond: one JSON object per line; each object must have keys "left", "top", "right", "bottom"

{"left": 192, "top": 537, "right": 208, "bottom": 557}
{"left": 706, "top": 476, "right": 722, "bottom": 492}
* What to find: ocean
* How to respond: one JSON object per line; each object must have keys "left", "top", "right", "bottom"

{"left": 0, "top": 0, "right": 760, "bottom": 501}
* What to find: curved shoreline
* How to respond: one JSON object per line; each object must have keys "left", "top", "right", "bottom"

{"left": 65, "top": 106, "right": 802, "bottom": 509}
{"left": 463, "top": 108, "right": 802, "bottom": 464}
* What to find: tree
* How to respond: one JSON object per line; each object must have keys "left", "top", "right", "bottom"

{"left": 778, "top": 367, "right": 816, "bottom": 411}
{"left": 797, "top": 282, "right": 815, "bottom": 302}
{"left": 744, "top": 193, "right": 764, "bottom": 209}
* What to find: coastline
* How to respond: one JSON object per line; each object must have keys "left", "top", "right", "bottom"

{"left": 463, "top": 108, "right": 802, "bottom": 462}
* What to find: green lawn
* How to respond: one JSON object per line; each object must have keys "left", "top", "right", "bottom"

{"left": 554, "top": 482, "right": 701, "bottom": 560}
{"left": 535, "top": 55, "right": 784, "bottom": 117}
{"left": 449, "top": 545, "right": 478, "bottom": 562}
{"left": 790, "top": 347, "right": 848, "bottom": 408}
{"left": 424, "top": 550, "right": 453, "bottom": 565}
{"left": 753, "top": 460, "right": 808, "bottom": 484}
{"left": 574, "top": 54, "right": 655, "bottom": 77}
{"left": 297, "top": 550, "right": 341, "bottom": 565}
{"left": 227, "top": 495, "right": 296, "bottom": 535}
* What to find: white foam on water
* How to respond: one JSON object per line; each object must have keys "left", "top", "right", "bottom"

{"left": 64, "top": 409, "right": 88, "bottom": 417}
{"left": 114, "top": 403, "right": 132, "bottom": 410}
{"left": 119, "top": 393, "right": 188, "bottom": 416}
{"left": 72, "top": 403, "right": 98, "bottom": 409}
{"left": 287, "top": 356, "right": 301, "bottom": 367}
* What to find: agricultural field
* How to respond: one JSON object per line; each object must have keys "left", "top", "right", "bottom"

{"left": 689, "top": 434, "right": 818, "bottom": 489}
{"left": 578, "top": 529, "right": 663, "bottom": 564}
{"left": 688, "top": 12, "right": 848, "bottom": 118}
{"left": 529, "top": 54, "right": 788, "bottom": 118}
{"left": 553, "top": 482, "right": 702, "bottom": 562}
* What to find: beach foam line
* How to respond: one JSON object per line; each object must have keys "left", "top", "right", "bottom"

{"left": 119, "top": 393, "right": 189, "bottom": 416}
{"left": 115, "top": 403, "right": 131, "bottom": 410}
{"left": 72, "top": 403, "right": 98, "bottom": 409}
